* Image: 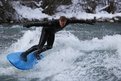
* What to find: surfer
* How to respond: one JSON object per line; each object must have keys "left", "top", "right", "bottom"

{"left": 21, "top": 16, "right": 96, "bottom": 62}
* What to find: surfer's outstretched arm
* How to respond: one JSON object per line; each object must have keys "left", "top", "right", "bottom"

{"left": 23, "top": 21, "right": 52, "bottom": 28}
{"left": 68, "top": 17, "right": 96, "bottom": 25}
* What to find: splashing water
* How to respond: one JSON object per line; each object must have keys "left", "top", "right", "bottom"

{"left": 0, "top": 23, "right": 121, "bottom": 81}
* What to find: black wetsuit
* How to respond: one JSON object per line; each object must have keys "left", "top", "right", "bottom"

{"left": 22, "top": 19, "right": 95, "bottom": 60}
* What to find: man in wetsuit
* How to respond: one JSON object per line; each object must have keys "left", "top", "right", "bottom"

{"left": 21, "top": 16, "right": 96, "bottom": 62}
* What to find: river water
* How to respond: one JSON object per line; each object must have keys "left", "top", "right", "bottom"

{"left": 0, "top": 23, "right": 121, "bottom": 81}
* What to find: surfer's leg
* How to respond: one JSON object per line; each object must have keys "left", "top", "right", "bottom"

{"left": 42, "top": 32, "right": 55, "bottom": 52}
{"left": 21, "top": 28, "right": 46, "bottom": 61}
{"left": 45, "top": 32, "right": 55, "bottom": 51}
{"left": 21, "top": 45, "right": 38, "bottom": 61}
{"left": 34, "top": 32, "right": 55, "bottom": 60}
{"left": 34, "top": 29, "right": 48, "bottom": 60}
{"left": 40, "top": 45, "right": 53, "bottom": 53}
{"left": 40, "top": 32, "right": 55, "bottom": 52}
{"left": 22, "top": 45, "right": 38, "bottom": 56}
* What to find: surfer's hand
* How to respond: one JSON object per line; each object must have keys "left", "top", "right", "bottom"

{"left": 86, "top": 17, "right": 96, "bottom": 25}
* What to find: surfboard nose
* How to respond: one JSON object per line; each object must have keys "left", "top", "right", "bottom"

{"left": 7, "top": 52, "right": 44, "bottom": 70}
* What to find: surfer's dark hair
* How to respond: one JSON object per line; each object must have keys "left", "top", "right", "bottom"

{"left": 59, "top": 16, "right": 67, "bottom": 21}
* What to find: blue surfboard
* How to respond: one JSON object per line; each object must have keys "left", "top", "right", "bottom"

{"left": 7, "top": 52, "right": 44, "bottom": 70}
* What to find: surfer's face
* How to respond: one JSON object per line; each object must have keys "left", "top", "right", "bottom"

{"left": 59, "top": 16, "right": 67, "bottom": 28}
{"left": 59, "top": 20, "right": 67, "bottom": 27}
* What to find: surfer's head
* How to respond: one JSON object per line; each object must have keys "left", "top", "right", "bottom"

{"left": 59, "top": 16, "right": 67, "bottom": 27}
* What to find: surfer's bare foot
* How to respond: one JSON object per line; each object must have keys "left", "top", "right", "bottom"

{"left": 20, "top": 53, "right": 27, "bottom": 62}
{"left": 34, "top": 54, "right": 40, "bottom": 60}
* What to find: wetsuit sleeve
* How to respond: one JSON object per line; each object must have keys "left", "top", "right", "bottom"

{"left": 23, "top": 21, "right": 52, "bottom": 28}
{"left": 68, "top": 17, "right": 96, "bottom": 25}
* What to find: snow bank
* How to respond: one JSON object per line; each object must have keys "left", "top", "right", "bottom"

{"left": 12, "top": 1, "right": 121, "bottom": 21}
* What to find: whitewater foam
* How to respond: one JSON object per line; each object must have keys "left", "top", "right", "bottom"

{"left": 1, "top": 28, "right": 121, "bottom": 81}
